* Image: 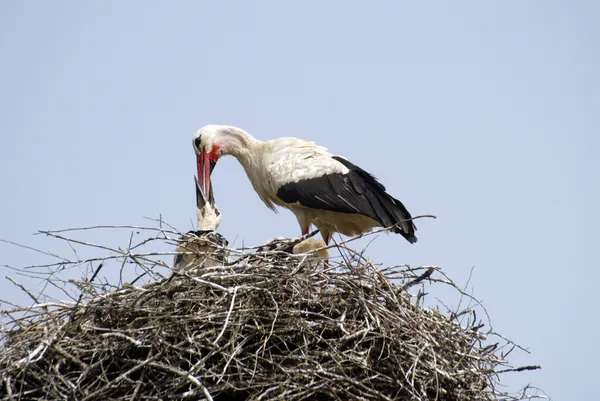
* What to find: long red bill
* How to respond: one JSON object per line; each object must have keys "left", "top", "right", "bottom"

{"left": 196, "top": 152, "right": 211, "bottom": 202}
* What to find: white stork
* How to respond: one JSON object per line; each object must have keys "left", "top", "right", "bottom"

{"left": 194, "top": 125, "right": 417, "bottom": 246}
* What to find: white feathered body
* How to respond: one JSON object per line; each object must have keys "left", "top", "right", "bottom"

{"left": 235, "top": 137, "right": 379, "bottom": 238}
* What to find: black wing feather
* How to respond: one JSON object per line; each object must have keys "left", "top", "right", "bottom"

{"left": 276, "top": 156, "right": 417, "bottom": 243}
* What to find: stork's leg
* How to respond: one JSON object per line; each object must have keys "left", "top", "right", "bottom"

{"left": 321, "top": 232, "right": 331, "bottom": 269}
{"left": 295, "top": 211, "right": 311, "bottom": 237}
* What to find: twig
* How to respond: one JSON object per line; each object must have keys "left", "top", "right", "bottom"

{"left": 399, "top": 267, "right": 435, "bottom": 291}
{"left": 5, "top": 276, "right": 40, "bottom": 304}
{"left": 148, "top": 362, "right": 214, "bottom": 401}
{"left": 0, "top": 238, "right": 70, "bottom": 262}
{"left": 213, "top": 286, "right": 238, "bottom": 345}
{"left": 496, "top": 365, "right": 542, "bottom": 374}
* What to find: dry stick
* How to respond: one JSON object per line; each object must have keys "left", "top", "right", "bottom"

{"left": 129, "top": 232, "right": 168, "bottom": 251}
{"left": 0, "top": 238, "right": 70, "bottom": 262}
{"left": 489, "top": 330, "right": 532, "bottom": 355}
{"left": 73, "top": 263, "right": 104, "bottom": 310}
{"left": 131, "top": 347, "right": 154, "bottom": 401}
{"left": 1, "top": 264, "right": 51, "bottom": 276}
{"left": 454, "top": 265, "right": 479, "bottom": 330}
{"left": 22, "top": 251, "right": 190, "bottom": 270}
{"left": 340, "top": 214, "right": 436, "bottom": 245}
{"left": 64, "top": 235, "right": 80, "bottom": 260}
{"left": 38, "top": 224, "right": 180, "bottom": 236}
{"left": 38, "top": 230, "right": 122, "bottom": 254}
{"left": 118, "top": 232, "right": 136, "bottom": 287}
{"left": 148, "top": 361, "right": 214, "bottom": 401}
{"left": 399, "top": 267, "right": 435, "bottom": 291}
{"left": 496, "top": 365, "right": 542, "bottom": 374}
{"left": 3, "top": 376, "right": 15, "bottom": 401}
{"left": 45, "top": 276, "right": 79, "bottom": 302}
{"left": 330, "top": 238, "right": 354, "bottom": 272}
{"left": 431, "top": 268, "right": 493, "bottom": 330}
{"left": 53, "top": 343, "right": 89, "bottom": 370}
{"left": 213, "top": 286, "right": 238, "bottom": 345}
{"left": 1, "top": 301, "right": 74, "bottom": 314}
{"left": 15, "top": 322, "right": 64, "bottom": 368}
{"left": 80, "top": 354, "right": 161, "bottom": 401}
{"left": 333, "top": 244, "right": 375, "bottom": 272}
{"left": 5, "top": 276, "right": 40, "bottom": 305}
{"left": 144, "top": 215, "right": 180, "bottom": 233}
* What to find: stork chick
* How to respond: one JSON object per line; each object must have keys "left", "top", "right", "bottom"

{"left": 253, "top": 231, "right": 329, "bottom": 269}
{"left": 173, "top": 176, "right": 228, "bottom": 271}
{"left": 292, "top": 238, "right": 329, "bottom": 262}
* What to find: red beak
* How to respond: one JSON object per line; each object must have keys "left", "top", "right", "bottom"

{"left": 197, "top": 150, "right": 217, "bottom": 201}
{"left": 197, "top": 151, "right": 211, "bottom": 201}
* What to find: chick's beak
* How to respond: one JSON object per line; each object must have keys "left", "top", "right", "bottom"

{"left": 195, "top": 175, "right": 207, "bottom": 208}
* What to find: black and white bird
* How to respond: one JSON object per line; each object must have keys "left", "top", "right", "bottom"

{"left": 194, "top": 125, "right": 417, "bottom": 246}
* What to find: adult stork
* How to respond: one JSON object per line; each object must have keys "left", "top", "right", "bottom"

{"left": 194, "top": 125, "right": 417, "bottom": 245}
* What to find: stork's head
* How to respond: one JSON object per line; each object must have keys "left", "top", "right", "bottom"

{"left": 193, "top": 125, "right": 222, "bottom": 200}
{"left": 193, "top": 124, "right": 252, "bottom": 197}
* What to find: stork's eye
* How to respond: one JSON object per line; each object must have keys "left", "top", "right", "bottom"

{"left": 194, "top": 136, "right": 202, "bottom": 150}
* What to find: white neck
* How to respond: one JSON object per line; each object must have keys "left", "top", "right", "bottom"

{"left": 221, "top": 127, "right": 264, "bottom": 175}
{"left": 220, "top": 127, "right": 275, "bottom": 208}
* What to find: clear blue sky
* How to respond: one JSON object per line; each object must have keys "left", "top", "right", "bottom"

{"left": 1, "top": 2, "right": 598, "bottom": 399}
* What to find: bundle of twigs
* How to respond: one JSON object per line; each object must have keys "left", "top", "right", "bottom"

{"left": 0, "top": 224, "right": 542, "bottom": 401}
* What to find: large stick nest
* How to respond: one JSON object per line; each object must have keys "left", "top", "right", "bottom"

{"left": 0, "top": 226, "right": 541, "bottom": 401}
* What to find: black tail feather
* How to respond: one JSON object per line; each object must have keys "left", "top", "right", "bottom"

{"left": 369, "top": 191, "right": 417, "bottom": 243}
{"left": 332, "top": 156, "right": 417, "bottom": 243}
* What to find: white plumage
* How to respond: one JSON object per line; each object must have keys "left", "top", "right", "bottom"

{"left": 265, "top": 139, "right": 350, "bottom": 186}
{"left": 193, "top": 125, "right": 417, "bottom": 245}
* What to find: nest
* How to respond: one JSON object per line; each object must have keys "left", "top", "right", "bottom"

{"left": 0, "top": 226, "right": 541, "bottom": 401}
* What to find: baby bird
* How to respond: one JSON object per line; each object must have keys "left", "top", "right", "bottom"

{"left": 292, "top": 237, "right": 330, "bottom": 262}
{"left": 255, "top": 231, "right": 329, "bottom": 269}
{"left": 173, "top": 176, "right": 228, "bottom": 271}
